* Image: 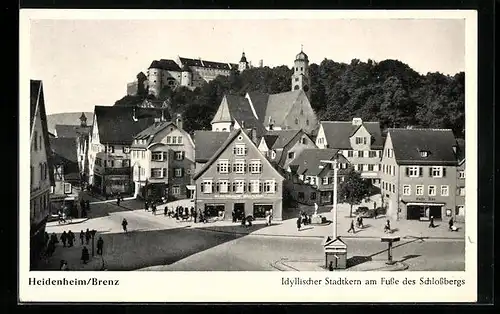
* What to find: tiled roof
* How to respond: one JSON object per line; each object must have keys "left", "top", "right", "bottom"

{"left": 55, "top": 124, "right": 78, "bottom": 138}
{"left": 388, "top": 128, "right": 458, "bottom": 165}
{"left": 321, "top": 121, "right": 384, "bottom": 149}
{"left": 179, "top": 57, "right": 204, "bottom": 67}
{"left": 149, "top": 59, "right": 182, "bottom": 72}
{"left": 264, "top": 130, "right": 301, "bottom": 149}
{"left": 193, "top": 131, "right": 231, "bottom": 162}
{"left": 46, "top": 112, "right": 94, "bottom": 134}
{"left": 288, "top": 148, "right": 341, "bottom": 176}
{"left": 264, "top": 90, "right": 302, "bottom": 127}
{"left": 94, "top": 106, "right": 157, "bottom": 145}
{"left": 49, "top": 137, "right": 78, "bottom": 163}
{"left": 202, "top": 60, "right": 231, "bottom": 70}
{"left": 246, "top": 91, "right": 269, "bottom": 123}
{"left": 132, "top": 121, "right": 193, "bottom": 148}
{"left": 263, "top": 135, "right": 279, "bottom": 148}
{"left": 31, "top": 80, "right": 55, "bottom": 186}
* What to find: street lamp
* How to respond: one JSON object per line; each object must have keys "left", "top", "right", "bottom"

{"left": 320, "top": 159, "right": 338, "bottom": 239}
{"left": 90, "top": 229, "right": 97, "bottom": 257}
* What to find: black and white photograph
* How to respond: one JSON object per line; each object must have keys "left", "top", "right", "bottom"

{"left": 21, "top": 9, "right": 477, "bottom": 302}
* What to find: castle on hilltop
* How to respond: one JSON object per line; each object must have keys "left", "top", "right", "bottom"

{"left": 127, "top": 52, "right": 261, "bottom": 97}
{"left": 126, "top": 48, "right": 311, "bottom": 99}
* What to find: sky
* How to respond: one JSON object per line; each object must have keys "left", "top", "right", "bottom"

{"left": 27, "top": 12, "right": 466, "bottom": 115}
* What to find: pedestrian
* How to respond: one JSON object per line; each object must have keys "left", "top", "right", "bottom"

{"left": 198, "top": 209, "right": 204, "bottom": 223}
{"left": 448, "top": 217, "right": 454, "bottom": 231}
{"left": 328, "top": 261, "right": 334, "bottom": 271}
{"left": 296, "top": 215, "right": 302, "bottom": 231}
{"left": 50, "top": 232, "right": 58, "bottom": 245}
{"left": 384, "top": 219, "right": 391, "bottom": 233}
{"left": 79, "top": 230, "right": 84, "bottom": 245}
{"left": 347, "top": 219, "right": 356, "bottom": 233}
{"left": 60, "top": 231, "right": 68, "bottom": 247}
{"left": 97, "top": 236, "right": 104, "bottom": 255}
{"left": 152, "top": 203, "right": 157, "bottom": 215}
{"left": 266, "top": 212, "right": 271, "bottom": 226}
{"left": 193, "top": 208, "right": 198, "bottom": 223}
{"left": 47, "top": 240, "right": 56, "bottom": 257}
{"left": 164, "top": 206, "right": 168, "bottom": 217}
{"left": 190, "top": 207, "right": 195, "bottom": 222}
{"left": 359, "top": 216, "right": 364, "bottom": 229}
{"left": 85, "top": 228, "right": 91, "bottom": 245}
{"left": 81, "top": 246, "right": 90, "bottom": 264}
{"left": 144, "top": 201, "right": 149, "bottom": 211}
{"left": 44, "top": 231, "right": 49, "bottom": 245}
{"left": 232, "top": 210, "right": 236, "bottom": 223}
{"left": 122, "top": 218, "right": 128, "bottom": 232}
{"left": 429, "top": 216, "right": 436, "bottom": 228}
{"left": 116, "top": 195, "right": 121, "bottom": 207}
{"left": 67, "top": 231, "right": 75, "bottom": 247}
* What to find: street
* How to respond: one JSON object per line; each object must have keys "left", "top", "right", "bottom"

{"left": 42, "top": 202, "right": 465, "bottom": 271}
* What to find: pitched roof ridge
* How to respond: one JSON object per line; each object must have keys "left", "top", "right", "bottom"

{"left": 389, "top": 128, "right": 453, "bottom": 132}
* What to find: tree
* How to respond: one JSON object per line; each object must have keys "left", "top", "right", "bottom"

{"left": 338, "top": 167, "right": 371, "bottom": 218}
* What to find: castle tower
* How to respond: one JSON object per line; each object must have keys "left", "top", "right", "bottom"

{"left": 147, "top": 61, "right": 163, "bottom": 97}
{"left": 180, "top": 64, "right": 192, "bottom": 87}
{"left": 291, "top": 45, "right": 310, "bottom": 97}
{"left": 238, "top": 51, "right": 249, "bottom": 72}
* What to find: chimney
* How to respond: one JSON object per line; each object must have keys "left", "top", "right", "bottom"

{"left": 352, "top": 117, "right": 362, "bottom": 126}
{"left": 241, "top": 120, "right": 245, "bottom": 129}
{"left": 259, "top": 59, "right": 263, "bottom": 67}
{"left": 175, "top": 113, "right": 183, "bottom": 130}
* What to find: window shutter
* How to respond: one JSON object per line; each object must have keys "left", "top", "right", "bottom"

{"left": 429, "top": 168, "right": 432, "bottom": 177}
{"left": 244, "top": 147, "right": 248, "bottom": 155}
{"left": 419, "top": 167, "right": 423, "bottom": 177}
{"left": 233, "top": 163, "right": 236, "bottom": 172}
{"left": 217, "top": 163, "right": 220, "bottom": 172}
{"left": 216, "top": 182, "right": 219, "bottom": 192}
{"left": 259, "top": 182, "right": 263, "bottom": 193}
{"left": 243, "top": 183, "right": 246, "bottom": 192}
{"left": 182, "top": 151, "right": 185, "bottom": 160}
{"left": 443, "top": 167, "right": 447, "bottom": 177}
{"left": 233, "top": 147, "right": 237, "bottom": 155}
{"left": 405, "top": 167, "right": 409, "bottom": 176}
{"left": 232, "top": 182, "right": 236, "bottom": 192}
{"left": 181, "top": 168, "right": 184, "bottom": 177}
{"left": 274, "top": 182, "right": 278, "bottom": 192}
{"left": 227, "top": 164, "right": 231, "bottom": 173}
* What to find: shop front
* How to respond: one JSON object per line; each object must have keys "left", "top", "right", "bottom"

{"left": 104, "top": 175, "right": 132, "bottom": 196}
{"left": 405, "top": 202, "right": 445, "bottom": 220}
{"left": 50, "top": 194, "right": 78, "bottom": 218}
{"left": 196, "top": 196, "right": 283, "bottom": 221}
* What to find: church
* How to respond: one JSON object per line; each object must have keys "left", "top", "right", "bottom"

{"left": 210, "top": 48, "right": 318, "bottom": 135}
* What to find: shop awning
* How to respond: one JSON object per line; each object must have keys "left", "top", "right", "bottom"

{"left": 406, "top": 202, "right": 446, "bottom": 206}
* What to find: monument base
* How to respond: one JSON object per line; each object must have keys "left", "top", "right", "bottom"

{"left": 311, "top": 214, "right": 325, "bottom": 225}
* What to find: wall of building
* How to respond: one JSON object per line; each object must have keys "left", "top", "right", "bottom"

{"left": 195, "top": 132, "right": 284, "bottom": 220}
{"left": 280, "top": 133, "right": 317, "bottom": 168}
{"left": 212, "top": 121, "right": 232, "bottom": 132}
{"left": 455, "top": 162, "right": 465, "bottom": 222}
{"left": 282, "top": 91, "right": 318, "bottom": 134}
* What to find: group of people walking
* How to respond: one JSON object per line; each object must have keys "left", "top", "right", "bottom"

{"left": 79, "top": 199, "right": 91, "bottom": 218}
{"left": 296, "top": 211, "right": 311, "bottom": 231}
{"left": 44, "top": 228, "right": 105, "bottom": 269}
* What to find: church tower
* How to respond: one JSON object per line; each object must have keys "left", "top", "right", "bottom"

{"left": 238, "top": 51, "right": 249, "bottom": 72}
{"left": 291, "top": 46, "right": 310, "bottom": 98}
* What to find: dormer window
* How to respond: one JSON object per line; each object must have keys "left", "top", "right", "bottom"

{"left": 420, "top": 151, "right": 429, "bottom": 158}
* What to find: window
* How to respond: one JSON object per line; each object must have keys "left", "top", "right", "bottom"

{"left": 264, "top": 180, "right": 276, "bottom": 193}
{"left": 172, "top": 186, "right": 181, "bottom": 195}
{"left": 174, "top": 168, "right": 183, "bottom": 178}
{"left": 217, "top": 160, "right": 229, "bottom": 173}
{"left": 30, "top": 166, "right": 34, "bottom": 187}
{"left": 428, "top": 185, "right": 436, "bottom": 196}
{"left": 322, "top": 177, "right": 329, "bottom": 185}
{"left": 233, "top": 144, "right": 247, "bottom": 156}
{"left": 249, "top": 161, "right": 262, "bottom": 174}
{"left": 355, "top": 137, "right": 367, "bottom": 145}
{"left": 270, "top": 151, "right": 276, "bottom": 159}
{"left": 218, "top": 180, "right": 229, "bottom": 193}
{"left": 175, "top": 151, "right": 184, "bottom": 160}
{"left": 295, "top": 118, "right": 299, "bottom": 125}
{"left": 63, "top": 182, "right": 72, "bottom": 194}
{"left": 358, "top": 151, "right": 364, "bottom": 158}
{"left": 459, "top": 187, "right": 465, "bottom": 196}
{"left": 306, "top": 119, "right": 309, "bottom": 126}
{"left": 295, "top": 78, "right": 299, "bottom": 82}
{"left": 250, "top": 180, "right": 260, "bottom": 193}
{"left": 151, "top": 168, "right": 164, "bottom": 178}
{"left": 431, "top": 166, "right": 443, "bottom": 178}
{"left": 301, "top": 138, "right": 306, "bottom": 144}
{"left": 122, "top": 159, "right": 130, "bottom": 167}
{"left": 403, "top": 185, "right": 411, "bottom": 196}
{"left": 459, "top": 171, "right": 465, "bottom": 179}
{"left": 166, "top": 136, "right": 171, "bottom": 144}
{"left": 368, "top": 164, "right": 374, "bottom": 171}
{"left": 50, "top": 186, "right": 54, "bottom": 194}
{"left": 369, "top": 151, "right": 377, "bottom": 158}
{"left": 177, "top": 136, "right": 183, "bottom": 144}
{"left": 288, "top": 152, "right": 295, "bottom": 159}
{"left": 310, "top": 192, "right": 317, "bottom": 200}
{"left": 202, "top": 180, "right": 213, "bottom": 194}
{"left": 172, "top": 136, "right": 177, "bottom": 144}
{"left": 123, "top": 146, "right": 130, "bottom": 153}
{"left": 234, "top": 180, "right": 245, "bottom": 193}
{"left": 407, "top": 166, "right": 420, "bottom": 177}
{"left": 387, "top": 148, "right": 393, "bottom": 158}
{"left": 151, "top": 152, "right": 163, "bottom": 161}
{"left": 106, "top": 160, "right": 114, "bottom": 168}
{"left": 105, "top": 145, "right": 115, "bottom": 153}
{"left": 347, "top": 150, "right": 353, "bottom": 158}
{"left": 441, "top": 185, "right": 449, "bottom": 196}
{"left": 233, "top": 160, "right": 246, "bottom": 174}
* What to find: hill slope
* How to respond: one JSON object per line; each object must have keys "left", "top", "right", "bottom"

{"left": 46, "top": 112, "right": 94, "bottom": 134}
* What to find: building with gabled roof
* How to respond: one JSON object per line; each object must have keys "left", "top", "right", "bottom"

{"left": 87, "top": 105, "right": 160, "bottom": 196}
{"left": 287, "top": 148, "right": 350, "bottom": 205}
{"left": 380, "top": 128, "right": 460, "bottom": 221}
{"left": 30, "top": 79, "right": 55, "bottom": 269}
{"left": 315, "top": 118, "right": 383, "bottom": 185}
{"left": 257, "top": 129, "right": 317, "bottom": 169}
{"left": 130, "top": 115, "right": 195, "bottom": 200}
{"left": 193, "top": 128, "right": 285, "bottom": 221}
{"left": 455, "top": 138, "right": 466, "bottom": 222}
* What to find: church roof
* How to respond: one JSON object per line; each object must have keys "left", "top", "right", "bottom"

{"left": 295, "top": 50, "right": 308, "bottom": 61}
{"left": 240, "top": 52, "right": 247, "bottom": 63}
{"left": 149, "top": 59, "right": 182, "bottom": 72}
{"left": 264, "top": 90, "right": 303, "bottom": 127}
